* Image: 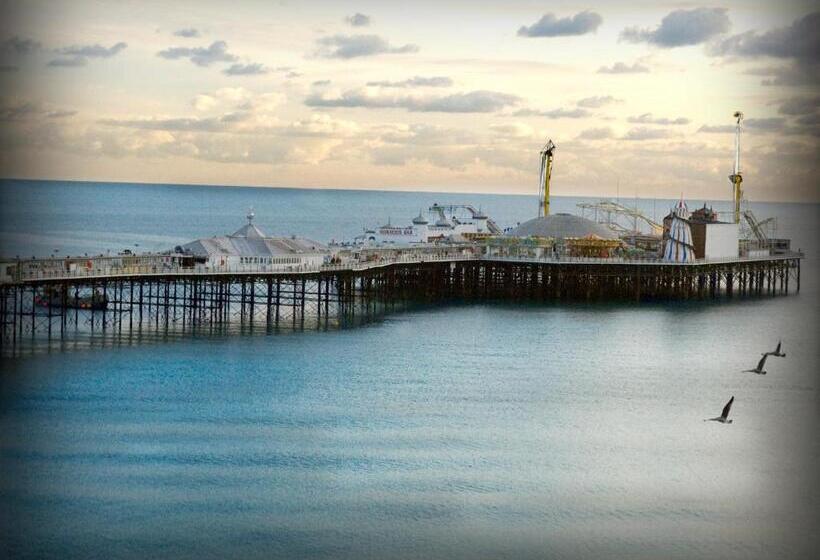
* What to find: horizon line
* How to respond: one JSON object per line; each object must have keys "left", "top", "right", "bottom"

{"left": 0, "top": 176, "right": 812, "bottom": 205}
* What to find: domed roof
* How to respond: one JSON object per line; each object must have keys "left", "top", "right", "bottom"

{"left": 507, "top": 213, "right": 618, "bottom": 240}
{"left": 412, "top": 211, "right": 428, "bottom": 225}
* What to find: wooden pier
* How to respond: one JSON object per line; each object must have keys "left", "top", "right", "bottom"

{"left": 0, "top": 254, "right": 802, "bottom": 349}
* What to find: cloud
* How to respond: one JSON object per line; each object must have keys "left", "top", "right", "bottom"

{"left": 305, "top": 89, "right": 519, "bottom": 113}
{"left": 745, "top": 64, "right": 817, "bottom": 87}
{"left": 597, "top": 61, "right": 649, "bottom": 74}
{"left": 366, "top": 76, "right": 453, "bottom": 88}
{"left": 628, "top": 113, "right": 690, "bottom": 125}
{"left": 778, "top": 97, "right": 820, "bottom": 116}
{"left": 0, "top": 99, "right": 75, "bottom": 121}
{"left": 312, "top": 80, "right": 331, "bottom": 87}
{"left": 517, "top": 11, "right": 602, "bottom": 37}
{"left": 223, "top": 63, "right": 268, "bottom": 76}
{"left": 514, "top": 107, "right": 588, "bottom": 118}
{"left": 48, "top": 41, "right": 127, "bottom": 67}
{"left": 745, "top": 117, "right": 787, "bottom": 131}
{"left": 707, "top": 12, "right": 818, "bottom": 62}
{"left": 59, "top": 42, "right": 127, "bottom": 58}
{"left": 1, "top": 36, "right": 41, "bottom": 55}
{"left": 315, "top": 34, "right": 418, "bottom": 58}
{"left": 47, "top": 56, "right": 88, "bottom": 67}
{"left": 622, "top": 127, "right": 677, "bottom": 140}
{"left": 99, "top": 115, "right": 237, "bottom": 132}
{"left": 346, "top": 13, "right": 370, "bottom": 27}
{"left": 0, "top": 65, "right": 19, "bottom": 72}
{"left": 157, "top": 40, "right": 237, "bottom": 66}
{"left": 45, "top": 109, "right": 77, "bottom": 119}
{"left": 489, "top": 122, "right": 534, "bottom": 138}
{"left": 174, "top": 28, "right": 200, "bottom": 38}
{"left": 621, "top": 8, "right": 729, "bottom": 47}
{"left": 577, "top": 127, "right": 614, "bottom": 140}
{"left": 576, "top": 95, "right": 620, "bottom": 108}
{"left": 698, "top": 118, "right": 787, "bottom": 133}
{"left": 0, "top": 101, "right": 40, "bottom": 121}
{"left": 697, "top": 124, "right": 734, "bottom": 134}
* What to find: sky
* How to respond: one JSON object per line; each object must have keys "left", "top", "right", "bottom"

{"left": 0, "top": 0, "right": 818, "bottom": 202}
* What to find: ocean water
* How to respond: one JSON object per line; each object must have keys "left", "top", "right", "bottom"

{"left": 1, "top": 180, "right": 819, "bottom": 559}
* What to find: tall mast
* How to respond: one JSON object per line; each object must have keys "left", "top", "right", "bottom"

{"left": 538, "top": 139, "right": 556, "bottom": 218}
{"left": 729, "top": 111, "right": 743, "bottom": 224}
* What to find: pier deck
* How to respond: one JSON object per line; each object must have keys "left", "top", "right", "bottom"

{"left": 0, "top": 253, "right": 802, "bottom": 348}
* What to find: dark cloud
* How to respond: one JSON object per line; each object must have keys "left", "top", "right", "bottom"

{"left": 315, "top": 34, "right": 418, "bottom": 58}
{"left": 346, "top": 13, "right": 370, "bottom": 27}
{"left": 48, "top": 41, "right": 127, "bottom": 67}
{"left": 1, "top": 36, "right": 41, "bottom": 55}
{"left": 622, "top": 127, "right": 677, "bottom": 140}
{"left": 577, "top": 127, "right": 613, "bottom": 140}
{"left": 796, "top": 113, "right": 820, "bottom": 127}
{"left": 174, "top": 28, "right": 200, "bottom": 38}
{"left": 0, "top": 65, "right": 19, "bottom": 72}
{"left": 628, "top": 113, "right": 690, "bottom": 125}
{"left": 778, "top": 96, "right": 820, "bottom": 116}
{"left": 366, "top": 76, "right": 452, "bottom": 88}
{"left": 0, "top": 101, "right": 39, "bottom": 121}
{"left": 710, "top": 12, "right": 820, "bottom": 88}
{"left": 157, "top": 40, "right": 237, "bottom": 66}
{"left": 518, "top": 11, "right": 602, "bottom": 37}
{"left": 45, "top": 109, "right": 77, "bottom": 119}
{"left": 47, "top": 56, "right": 87, "bottom": 67}
{"left": 707, "top": 12, "right": 818, "bottom": 62}
{"left": 746, "top": 117, "right": 787, "bottom": 131}
{"left": 577, "top": 95, "right": 620, "bottom": 108}
{"left": 223, "top": 63, "right": 268, "bottom": 76}
{"left": 59, "top": 42, "right": 127, "bottom": 58}
{"left": 745, "top": 65, "right": 816, "bottom": 87}
{"left": 597, "top": 61, "right": 649, "bottom": 74}
{"left": 312, "top": 79, "right": 331, "bottom": 86}
{"left": 621, "top": 8, "right": 729, "bottom": 47}
{"left": 513, "top": 107, "right": 588, "bottom": 118}
{"left": 0, "top": 100, "right": 75, "bottom": 121}
{"left": 305, "top": 89, "right": 519, "bottom": 113}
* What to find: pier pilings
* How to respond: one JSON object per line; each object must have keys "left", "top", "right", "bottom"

{"left": 0, "top": 256, "right": 803, "bottom": 349}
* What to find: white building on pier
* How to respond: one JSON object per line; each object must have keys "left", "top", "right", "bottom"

{"left": 177, "top": 210, "right": 329, "bottom": 270}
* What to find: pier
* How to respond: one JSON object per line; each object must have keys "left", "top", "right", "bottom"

{"left": 0, "top": 252, "right": 802, "bottom": 350}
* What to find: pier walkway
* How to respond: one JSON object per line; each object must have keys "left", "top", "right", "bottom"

{"left": 0, "top": 251, "right": 803, "bottom": 349}
{"left": 1, "top": 251, "right": 803, "bottom": 285}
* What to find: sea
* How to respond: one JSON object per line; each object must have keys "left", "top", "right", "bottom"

{"left": 1, "top": 179, "right": 818, "bottom": 560}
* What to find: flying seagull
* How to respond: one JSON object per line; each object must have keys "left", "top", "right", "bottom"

{"left": 764, "top": 340, "right": 786, "bottom": 358}
{"left": 744, "top": 353, "right": 769, "bottom": 375}
{"left": 705, "top": 396, "right": 734, "bottom": 424}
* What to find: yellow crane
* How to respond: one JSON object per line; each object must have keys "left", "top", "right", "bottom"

{"left": 538, "top": 139, "right": 556, "bottom": 218}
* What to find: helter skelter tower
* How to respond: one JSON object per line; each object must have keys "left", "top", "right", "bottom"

{"left": 729, "top": 111, "right": 744, "bottom": 224}
{"left": 663, "top": 198, "right": 696, "bottom": 262}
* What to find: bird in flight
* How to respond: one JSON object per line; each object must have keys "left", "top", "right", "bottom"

{"left": 764, "top": 340, "right": 786, "bottom": 358}
{"left": 744, "top": 353, "right": 769, "bottom": 375}
{"left": 705, "top": 396, "right": 735, "bottom": 424}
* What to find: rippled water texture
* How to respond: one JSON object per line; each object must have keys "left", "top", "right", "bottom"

{"left": 1, "top": 180, "right": 819, "bottom": 559}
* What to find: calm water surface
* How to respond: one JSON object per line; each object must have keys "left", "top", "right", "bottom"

{"left": 1, "top": 180, "right": 818, "bottom": 559}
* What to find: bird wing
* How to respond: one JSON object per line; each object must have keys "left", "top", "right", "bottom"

{"left": 721, "top": 396, "right": 734, "bottom": 420}
{"left": 757, "top": 353, "right": 768, "bottom": 371}
{"left": 775, "top": 341, "right": 782, "bottom": 354}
